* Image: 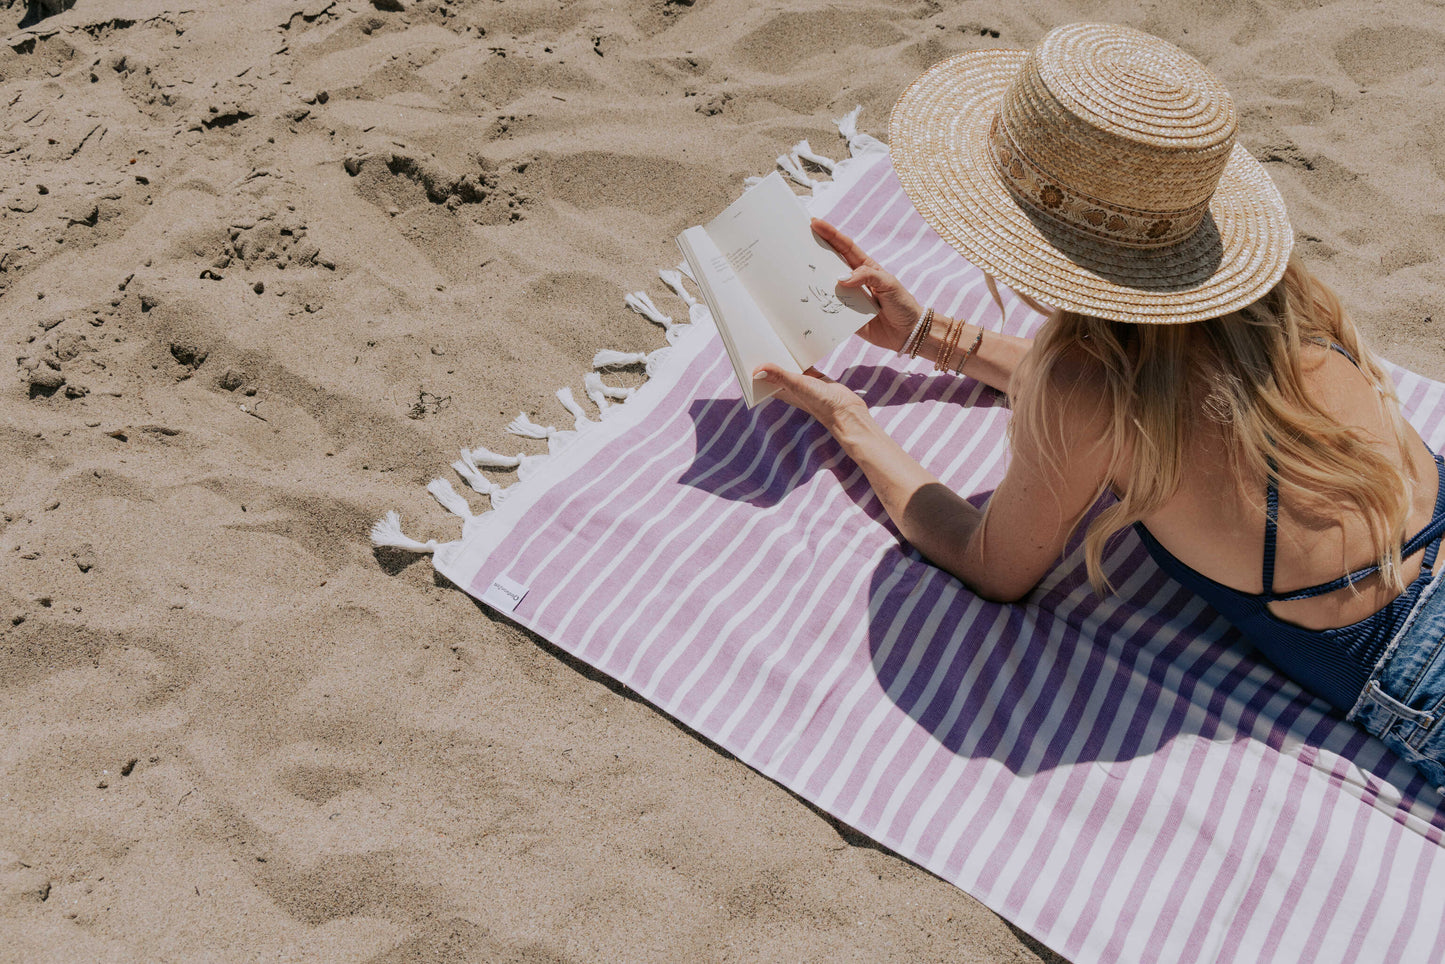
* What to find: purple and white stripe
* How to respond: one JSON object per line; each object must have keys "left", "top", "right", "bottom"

{"left": 434, "top": 153, "right": 1445, "bottom": 964}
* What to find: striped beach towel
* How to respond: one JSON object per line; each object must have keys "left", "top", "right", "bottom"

{"left": 376, "top": 126, "right": 1445, "bottom": 963}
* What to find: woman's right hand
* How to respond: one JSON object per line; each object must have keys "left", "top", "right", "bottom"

{"left": 812, "top": 218, "right": 923, "bottom": 353}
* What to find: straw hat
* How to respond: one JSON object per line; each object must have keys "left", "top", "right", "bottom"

{"left": 888, "top": 23, "right": 1293, "bottom": 323}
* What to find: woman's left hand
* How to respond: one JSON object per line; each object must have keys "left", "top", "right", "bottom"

{"left": 754, "top": 364, "right": 866, "bottom": 430}
{"left": 811, "top": 218, "right": 922, "bottom": 354}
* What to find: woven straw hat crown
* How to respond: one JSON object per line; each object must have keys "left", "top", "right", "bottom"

{"left": 890, "top": 23, "right": 1292, "bottom": 323}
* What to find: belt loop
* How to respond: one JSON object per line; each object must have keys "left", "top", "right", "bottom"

{"left": 1362, "top": 679, "right": 1436, "bottom": 727}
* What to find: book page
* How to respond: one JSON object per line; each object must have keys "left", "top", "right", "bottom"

{"left": 703, "top": 172, "right": 875, "bottom": 370}
{"left": 677, "top": 226, "right": 799, "bottom": 407}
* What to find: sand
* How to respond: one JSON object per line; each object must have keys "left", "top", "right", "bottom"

{"left": 2, "top": 0, "right": 1442, "bottom": 960}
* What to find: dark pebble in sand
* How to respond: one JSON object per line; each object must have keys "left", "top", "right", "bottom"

{"left": 120, "top": 758, "right": 137, "bottom": 776}
{"left": 169, "top": 342, "right": 208, "bottom": 368}
{"left": 253, "top": 281, "right": 265, "bottom": 294}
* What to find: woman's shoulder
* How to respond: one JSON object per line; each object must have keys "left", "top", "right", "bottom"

{"left": 1009, "top": 335, "right": 1120, "bottom": 477}
{"left": 1021, "top": 337, "right": 1115, "bottom": 422}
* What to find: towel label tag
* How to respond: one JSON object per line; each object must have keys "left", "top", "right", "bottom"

{"left": 482, "top": 574, "right": 529, "bottom": 613}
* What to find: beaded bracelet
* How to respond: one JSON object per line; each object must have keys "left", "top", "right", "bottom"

{"left": 954, "top": 328, "right": 985, "bottom": 374}
{"left": 932, "top": 315, "right": 955, "bottom": 371}
{"left": 901, "top": 306, "right": 933, "bottom": 358}
{"left": 934, "top": 315, "right": 966, "bottom": 373}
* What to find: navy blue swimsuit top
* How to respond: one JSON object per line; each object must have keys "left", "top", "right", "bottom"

{"left": 1133, "top": 345, "right": 1445, "bottom": 713}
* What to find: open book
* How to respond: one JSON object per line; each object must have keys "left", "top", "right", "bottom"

{"left": 677, "top": 172, "right": 877, "bottom": 406}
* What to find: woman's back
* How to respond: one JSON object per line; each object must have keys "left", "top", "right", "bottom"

{"left": 1134, "top": 340, "right": 1442, "bottom": 631}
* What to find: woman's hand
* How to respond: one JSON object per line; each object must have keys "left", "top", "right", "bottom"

{"left": 812, "top": 218, "right": 923, "bottom": 353}
{"left": 753, "top": 364, "right": 867, "bottom": 431}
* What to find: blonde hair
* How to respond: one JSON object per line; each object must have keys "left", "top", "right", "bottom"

{"left": 1009, "top": 256, "right": 1415, "bottom": 594}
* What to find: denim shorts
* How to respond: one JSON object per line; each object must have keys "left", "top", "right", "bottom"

{"left": 1347, "top": 565, "right": 1445, "bottom": 791}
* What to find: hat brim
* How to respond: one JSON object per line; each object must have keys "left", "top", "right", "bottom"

{"left": 889, "top": 49, "right": 1294, "bottom": 323}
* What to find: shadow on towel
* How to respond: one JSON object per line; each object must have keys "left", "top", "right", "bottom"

{"left": 862, "top": 537, "right": 1445, "bottom": 812}
{"left": 676, "top": 395, "right": 874, "bottom": 510}
{"left": 856, "top": 538, "right": 1238, "bottom": 778}
{"left": 678, "top": 362, "right": 1000, "bottom": 511}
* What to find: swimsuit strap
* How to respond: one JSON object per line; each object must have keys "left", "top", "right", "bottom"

{"left": 1260, "top": 343, "right": 1353, "bottom": 597}
{"left": 1262, "top": 346, "right": 1445, "bottom": 601}
{"left": 1262, "top": 457, "right": 1280, "bottom": 596}
{"left": 1269, "top": 452, "right": 1445, "bottom": 602}
{"left": 1271, "top": 562, "right": 1392, "bottom": 602}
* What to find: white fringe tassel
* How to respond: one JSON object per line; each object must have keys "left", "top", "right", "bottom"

{"left": 593, "top": 346, "right": 673, "bottom": 380}
{"left": 463, "top": 445, "right": 525, "bottom": 469}
{"left": 427, "top": 478, "right": 476, "bottom": 520}
{"left": 836, "top": 105, "right": 887, "bottom": 157}
{"left": 556, "top": 386, "right": 595, "bottom": 430}
{"left": 585, "top": 371, "right": 634, "bottom": 410}
{"left": 451, "top": 449, "right": 509, "bottom": 501}
{"left": 748, "top": 136, "right": 845, "bottom": 191}
{"left": 370, "top": 510, "right": 439, "bottom": 553}
{"left": 507, "top": 411, "right": 558, "bottom": 440}
{"left": 594, "top": 348, "right": 648, "bottom": 368}
{"left": 624, "top": 291, "right": 684, "bottom": 344}
{"left": 790, "top": 139, "right": 837, "bottom": 173}
{"left": 660, "top": 269, "right": 710, "bottom": 325}
{"left": 659, "top": 269, "right": 695, "bottom": 307}
{"left": 776, "top": 151, "right": 820, "bottom": 190}
{"left": 585, "top": 372, "right": 611, "bottom": 411}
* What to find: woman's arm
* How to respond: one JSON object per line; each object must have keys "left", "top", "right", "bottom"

{"left": 906, "top": 313, "right": 1033, "bottom": 396}
{"left": 780, "top": 222, "right": 1108, "bottom": 597}
{"left": 754, "top": 363, "right": 1112, "bottom": 601}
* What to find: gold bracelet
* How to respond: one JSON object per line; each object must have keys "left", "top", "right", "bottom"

{"left": 933, "top": 315, "right": 957, "bottom": 372}
{"left": 954, "top": 327, "right": 984, "bottom": 374}
{"left": 934, "top": 314, "right": 965, "bottom": 372}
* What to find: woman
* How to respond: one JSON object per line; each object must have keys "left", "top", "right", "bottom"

{"left": 756, "top": 23, "right": 1445, "bottom": 789}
